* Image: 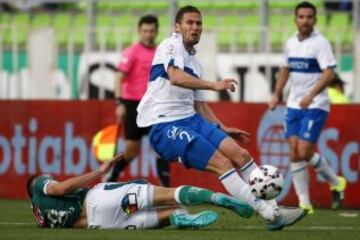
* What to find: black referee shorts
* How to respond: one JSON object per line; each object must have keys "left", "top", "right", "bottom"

{"left": 122, "top": 99, "right": 149, "bottom": 141}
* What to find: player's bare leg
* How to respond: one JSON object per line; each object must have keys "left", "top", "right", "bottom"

{"left": 288, "top": 136, "right": 313, "bottom": 213}
{"left": 299, "top": 139, "right": 346, "bottom": 209}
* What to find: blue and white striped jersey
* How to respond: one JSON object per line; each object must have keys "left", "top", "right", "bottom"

{"left": 282, "top": 31, "right": 336, "bottom": 112}
{"left": 137, "top": 33, "right": 206, "bottom": 127}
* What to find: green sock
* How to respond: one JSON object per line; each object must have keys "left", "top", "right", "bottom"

{"left": 177, "top": 185, "right": 214, "bottom": 205}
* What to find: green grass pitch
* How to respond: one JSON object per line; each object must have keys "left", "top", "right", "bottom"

{"left": 0, "top": 199, "right": 359, "bottom": 240}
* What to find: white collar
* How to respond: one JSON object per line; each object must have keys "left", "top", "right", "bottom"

{"left": 295, "top": 30, "right": 318, "bottom": 41}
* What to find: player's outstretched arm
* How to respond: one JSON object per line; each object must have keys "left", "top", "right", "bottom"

{"left": 45, "top": 154, "right": 123, "bottom": 196}
{"left": 168, "top": 66, "right": 237, "bottom": 92}
{"left": 269, "top": 67, "right": 289, "bottom": 110}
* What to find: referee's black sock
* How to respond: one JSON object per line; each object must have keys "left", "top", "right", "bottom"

{"left": 106, "top": 160, "right": 129, "bottom": 182}
{"left": 156, "top": 158, "right": 170, "bottom": 187}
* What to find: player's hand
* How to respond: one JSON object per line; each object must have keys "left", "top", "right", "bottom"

{"left": 212, "top": 79, "right": 237, "bottom": 92}
{"left": 115, "top": 104, "right": 126, "bottom": 122}
{"left": 268, "top": 95, "right": 279, "bottom": 110}
{"left": 221, "top": 126, "right": 250, "bottom": 144}
{"left": 299, "top": 95, "right": 313, "bottom": 109}
{"left": 99, "top": 153, "right": 123, "bottom": 174}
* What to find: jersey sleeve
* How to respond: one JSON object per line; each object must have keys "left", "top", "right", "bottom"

{"left": 162, "top": 41, "right": 185, "bottom": 72}
{"left": 33, "top": 175, "right": 57, "bottom": 195}
{"left": 280, "top": 40, "right": 290, "bottom": 67}
{"left": 317, "top": 38, "right": 336, "bottom": 70}
{"left": 118, "top": 48, "right": 134, "bottom": 74}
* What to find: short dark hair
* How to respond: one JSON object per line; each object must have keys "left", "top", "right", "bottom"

{"left": 329, "top": 73, "right": 345, "bottom": 87}
{"left": 138, "top": 15, "right": 159, "bottom": 29}
{"left": 295, "top": 1, "right": 317, "bottom": 16}
{"left": 26, "top": 174, "right": 40, "bottom": 198}
{"left": 175, "top": 5, "right": 201, "bottom": 24}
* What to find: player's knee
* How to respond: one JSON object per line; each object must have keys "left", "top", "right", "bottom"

{"left": 298, "top": 150, "right": 311, "bottom": 161}
{"left": 289, "top": 146, "right": 299, "bottom": 162}
{"left": 207, "top": 152, "right": 234, "bottom": 176}
{"left": 239, "top": 148, "right": 251, "bottom": 161}
{"left": 230, "top": 148, "right": 251, "bottom": 168}
{"left": 297, "top": 147, "right": 313, "bottom": 161}
{"left": 217, "top": 158, "right": 233, "bottom": 175}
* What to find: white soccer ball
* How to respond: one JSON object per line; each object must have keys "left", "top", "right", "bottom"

{"left": 249, "top": 165, "right": 284, "bottom": 200}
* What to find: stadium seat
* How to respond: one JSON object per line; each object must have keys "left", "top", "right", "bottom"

{"left": 53, "top": 13, "right": 73, "bottom": 46}
{"left": 0, "top": 1, "right": 354, "bottom": 53}
{"left": 1, "top": 14, "right": 13, "bottom": 46}
{"left": 13, "top": 13, "right": 30, "bottom": 46}
{"left": 148, "top": 1, "right": 168, "bottom": 12}
{"left": 233, "top": 1, "right": 259, "bottom": 11}
{"left": 71, "top": 14, "right": 87, "bottom": 48}
{"left": 30, "top": 13, "right": 51, "bottom": 29}
{"left": 235, "top": 15, "right": 260, "bottom": 50}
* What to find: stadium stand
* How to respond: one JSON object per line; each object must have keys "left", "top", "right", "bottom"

{"left": 0, "top": 0, "right": 354, "bottom": 51}
{"left": 0, "top": 0, "right": 355, "bottom": 100}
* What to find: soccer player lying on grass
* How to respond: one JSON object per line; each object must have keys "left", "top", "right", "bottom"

{"left": 26, "top": 154, "right": 253, "bottom": 229}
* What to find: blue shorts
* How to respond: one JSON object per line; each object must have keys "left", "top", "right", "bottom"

{"left": 284, "top": 108, "right": 328, "bottom": 143}
{"left": 149, "top": 114, "right": 228, "bottom": 170}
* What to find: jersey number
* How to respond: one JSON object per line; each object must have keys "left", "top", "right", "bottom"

{"left": 46, "top": 209, "right": 67, "bottom": 228}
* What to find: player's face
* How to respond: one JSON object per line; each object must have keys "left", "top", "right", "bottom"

{"left": 138, "top": 23, "right": 158, "bottom": 47}
{"left": 175, "top": 12, "right": 202, "bottom": 46}
{"left": 295, "top": 8, "right": 316, "bottom": 36}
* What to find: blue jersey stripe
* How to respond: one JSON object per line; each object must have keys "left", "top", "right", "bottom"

{"left": 184, "top": 66, "right": 199, "bottom": 78}
{"left": 150, "top": 59, "right": 199, "bottom": 81}
{"left": 149, "top": 64, "right": 168, "bottom": 81}
{"left": 288, "top": 57, "right": 322, "bottom": 73}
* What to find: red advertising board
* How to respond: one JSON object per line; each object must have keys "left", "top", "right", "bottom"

{"left": 0, "top": 101, "right": 359, "bottom": 208}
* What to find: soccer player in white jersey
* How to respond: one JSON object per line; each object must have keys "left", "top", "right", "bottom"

{"left": 269, "top": 1, "right": 347, "bottom": 214}
{"left": 137, "top": 5, "right": 306, "bottom": 230}
{"left": 27, "top": 154, "right": 254, "bottom": 229}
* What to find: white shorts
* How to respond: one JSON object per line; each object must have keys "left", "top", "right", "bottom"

{"left": 85, "top": 182, "right": 158, "bottom": 229}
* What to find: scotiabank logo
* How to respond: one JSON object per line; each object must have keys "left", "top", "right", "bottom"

{"left": 0, "top": 118, "right": 158, "bottom": 177}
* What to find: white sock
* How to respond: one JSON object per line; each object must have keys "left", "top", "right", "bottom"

{"left": 219, "top": 168, "right": 275, "bottom": 221}
{"left": 239, "top": 159, "right": 278, "bottom": 209}
{"left": 310, "top": 153, "right": 339, "bottom": 186}
{"left": 291, "top": 161, "right": 311, "bottom": 206}
{"left": 238, "top": 159, "right": 258, "bottom": 184}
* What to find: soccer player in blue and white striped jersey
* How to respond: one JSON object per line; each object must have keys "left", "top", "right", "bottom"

{"left": 138, "top": 5, "right": 306, "bottom": 230}
{"left": 269, "top": 1, "right": 347, "bottom": 214}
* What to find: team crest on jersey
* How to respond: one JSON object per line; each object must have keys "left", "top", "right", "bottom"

{"left": 121, "top": 193, "right": 138, "bottom": 215}
{"left": 166, "top": 44, "right": 176, "bottom": 56}
{"left": 31, "top": 204, "right": 46, "bottom": 227}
